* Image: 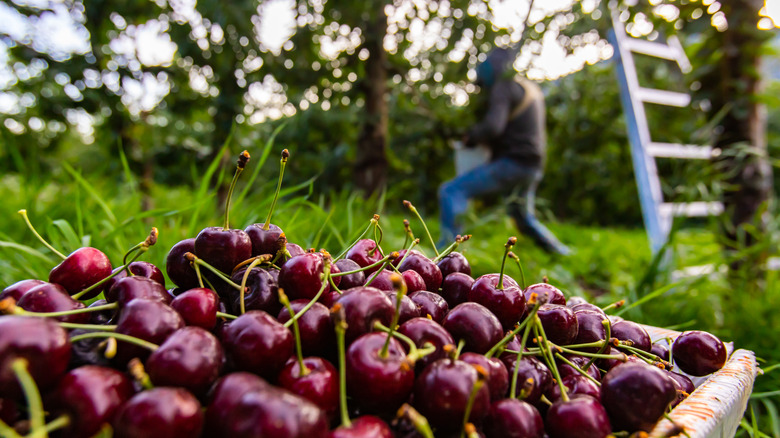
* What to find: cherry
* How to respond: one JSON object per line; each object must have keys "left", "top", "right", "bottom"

{"left": 442, "top": 302, "right": 503, "bottom": 354}
{"left": 170, "top": 287, "right": 219, "bottom": 330}
{"left": 557, "top": 354, "right": 601, "bottom": 381}
{"left": 221, "top": 310, "right": 293, "bottom": 379}
{"left": 397, "top": 250, "right": 443, "bottom": 293}
{"left": 651, "top": 342, "right": 671, "bottom": 362}
{"left": 115, "top": 299, "right": 184, "bottom": 363}
{"left": 483, "top": 398, "right": 544, "bottom": 438}
{"left": 503, "top": 355, "right": 552, "bottom": 405}
{"left": 87, "top": 299, "right": 117, "bottom": 325}
{"left": 536, "top": 304, "right": 578, "bottom": 346}
{"left": 0, "top": 316, "right": 70, "bottom": 400}
{"left": 230, "top": 266, "right": 280, "bottom": 315}
{"left": 113, "top": 387, "right": 203, "bottom": 438}
{"left": 468, "top": 273, "right": 525, "bottom": 331}
{"left": 597, "top": 347, "right": 630, "bottom": 371}
{"left": 346, "top": 239, "right": 385, "bottom": 274}
{"left": 346, "top": 332, "right": 414, "bottom": 413}
{"left": 569, "top": 302, "right": 606, "bottom": 317}
{"left": 437, "top": 251, "right": 471, "bottom": 278}
{"left": 565, "top": 296, "right": 589, "bottom": 307}
{"left": 68, "top": 328, "right": 111, "bottom": 368}
{"left": 109, "top": 275, "right": 172, "bottom": 308}
{"left": 366, "top": 269, "right": 396, "bottom": 291}
{"left": 440, "top": 272, "right": 474, "bottom": 308}
{"left": 333, "top": 286, "right": 394, "bottom": 343}
{"left": 277, "top": 356, "right": 339, "bottom": 419}
{"left": 49, "top": 247, "right": 112, "bottom": 299}
{"left": 412, "top": 358, "right": 490, "bottom": 433}
{"left": 572, "top": 309, "right": 608, "bottom": 352}
{"left": 104, "top": 261, "right": 166, "bottom": 297}
{"left": 277, "top": 300, "right": 335, "bottom": 357}
{"left": 0, "top": 397, "right": 18, "bottom": 426}
{"left": 384, "top": 290, "right": 421, "bottom": 324}
{"left": 672, "top": 330, "right": 727, "bottom": 376}
{"left": 146, "top": 326, "right": 223, "bottom": 396}
{"left": 611, "top": 320, "right": 652, "bottom": 352}
{"left": 16, "top": 282, "right": 89, "bottom": 323}
{"left": 333, "top": 258, "right": 366, "bottom": 289}
{"left": 461, "top": 352, "right": 509, "bottom": 402}
{"left": 329, "top": 415, "right": 393, "bottom": 438}
{"left": 397, "top": 317, "right": 454, "bottom": 371}
{"left": 546, "top": 374, "right": 601, "bottom": 402}
{"left": 545, "top": 394, "right": 612, "bottom": 438}
{"left": 279, "top": 253, "right": 331, "bottom": 301}
{"left": 166, "top": 238, "right": 200, "bottom": 289}
{"left": 666, "top": 370, "right": 695, "bottom": 407}
{"left": 204, "top": 372, "right": 271, "bottom": 436}
{"left": 402, "top": 269, "right": 427, "bottom": 293}
{"left": 601, "top": 361, "right": 676, "bottom": 432}
{"left": 523, "top": 283, "right": 566, "bottom": 306}
{"left": 0, "top": 279, "right": 45, "bottom": 302}
{"left": 408, "top": 290, "right": 449, "bottom": 323}
{"left": 47, "top": 365, "right": 134, "bottom": 438}
{"left": 245, "top": 150, "right": 290, "bottom": 258}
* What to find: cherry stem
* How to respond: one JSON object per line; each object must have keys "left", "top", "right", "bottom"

{"left": 403, "top": 200, "right": 438, "bottom": 257}
{"left": 216, "top": 311, "right": 237, "bottom": 320}
{"left": 584, "top": 320, "right": 611, "bottom": 371}
{"left": 101, "top": 337, "right": 118, "bottom": 360}
{"left": 464, "top": 423, "right": 480, "bottom": 438}
{"left": 328, "top": 275, "right": 342, "bottom": 294}
{"left": 402, "top": 219, "right": 414, "bottom": 249}
{"left": 69, "top": 331, "right": 160, "bottom": 351}
{"left": 380, "top": 273, "right": 407, "bottom": 358}
{"left": 18, "top": 209, "right": 67, "bottom": 260}
{"left": 617, "top": 343, "right": 668, "bottom": 366}
{"left": 432, "top": 234, "right": 471, "bottom": 263}
{"left": 332, "top": 305, "right": 351, "bottom": 428}
{"left": 128, "top": 358, "right": 154, "bottom": 390}
{"left": 334, "top": 215, "right": 379, "bottom": 261}
{"left": 485, "top": 300, "right": 541, "bottom": 359}
{"left": 0, "top": 418, "right": 22, "bottom": 438}
{"left": 601, "top": 299, "right": 625, "bottom": 313}
{"left": 507, "top": 251, "right": 526, "bottom": 289}
{"left": 363, "top": 252, "right": 400, "bottom": 287}
{"left": 263, "top": 149, "right": 288, "bottom": 230}
{"left": 11, "top": 358, "right": 46, "bottom": 437}
{"left": 283, "top": 260, "right": 331, "bottom": 329}
{"left": 39, "top": 414, "right": 71, "bottom": 437}
{"left": 397, "top": 404, "right": 434, "bottom": 438}
{"left": 17, "top": 302, "right": 119, "bottom": 318}
{"left": 510, "top": 302, "right": 538, "bottom": 399}
{"left": 232, "top": 254, "right": 274, "bottom": 276}
{"left": 59, "top": 322, "right": 117, "bottom": 331}
{"left": 224, "top": 150, "right": 250, "bottom": 231}
{"left": 185, "top": 253, "right": 243, "bottom": 291}
{"left": 280, "top": 289, "right": 310, "bottom": 377}
{"left": 331, "top": 252, "right": 397, "bottom": 277}
{"left": 460, "top": 366, "right": 487, "bottom": 438}
{"left": 371, "top": 222, "right": 384, "bottom": 255}
{"left": 454, "top": 338, "right": 466, "bottom": 361}
{"left": 554, "top": 352, "right": 601, "bottom": 386}
{"left": 239, "top": 258, "right": 264, "bottom": 315}
{"left": 122, "top": 227, "right": 158, "bottom": 274}
{"left": 533, "top": 318, "right": 569, "bottom": 402}
{"left": 497, "top": 237, "right": 517, "bottom": 290}
{"left": 514, "top": 347, "right": 627, "bottom": 361}
{"left": 373, "top": 321, "right": 419, "bottom": 355}
{"left": 71, "top": 249, "right": 147, "bottom": 300}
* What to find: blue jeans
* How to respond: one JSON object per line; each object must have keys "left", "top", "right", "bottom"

{"left": 438, "top": 158, "right": 569, "bottom": 254}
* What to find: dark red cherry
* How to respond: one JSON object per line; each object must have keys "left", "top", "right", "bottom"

{"left": 114, "top": 387, "right": 203, "bottom": 438}
{"left": 408, "top": 290, "right": 448, "bottom": 323}
{"left": 277, "top": 300, "right": 335, "bottom": 357}
{"left": 329, "top": 415, "right": 393, "bottom": 438}
{"left": 468, "top": 274, "right": 525, "bottom": 331}
{"left": 49, "top": 247, "right": 112, "bottom": 299}
{"left": 537, "top": 304, "right": 578, "bottom": 346}
{"left": 194, "top": 226, "right": 252, "bottom": 275}
{"left": 333, "top": 258, "right": 366, "bottom": 290}
{"left": 366, "top": 269, "right": 395, "bottom": 291}
{"left": 546, "top": 374, "right": 601, "bottom": 402}
{"left": 346, "top": 332, "right": 414, "bottom": 413}
{"left": 346, "top": 239, "right": 385, "bottom": 274}
{"left": 402, "top": 269, "right": 426, "bottom": 293}
{"left": 245, "top": 223, "right": 284, "bottom": 257}
{"left": 166, "top": 238, "right": 199, "bottom": 289}
{"left": 601, "top": 361, "right": 676, "bottom": 432}
{"left": 545, "top": 394, "right": 611, "bottom": 438}
{"left": 597, "top": 347, "right": 630, "bottom": 371}
{"left": 440, "top": 272, "right": 474, "bottom": 308}
{"left": 230, "top": 266, "right": 280, "bottom": 315}
{"left": 383, "top": 290, "right": 421, "bottom": 324}
{"left": 565, "top": 296, "right": 589, "bottom": 307}
{"left": 0, "top": 316, "right": 70, "bottom": 400}
{"left": 0, "top": 279, "right": 45, "bottom": 302}
{"left": 221, "top": 310, "right": 293, "bottom": 379}
{"left": 397, "top": 317, "right": 454, "bottom": 371}
{"left": 666, "top": 371, "right": 695, "bottom": 407}
{"left": 461, "top": 352, "right": 509, "bottom": 402}
{"left": 672, "top": 330, "right": 727, "bottom": 376}
{"left": 572, "top": 310, "right": 608, "bottom": 352}
{"left": 277, "top": 356, "right": 338, "bottom": 419}
{"left": 109, "top": 275, "right": 172, "bottom": 308}
{"left": 104, "top": 261, "right": 166, "bottom": 296}
{"left": 147, "top": 327, "right": 223, "bottom": 396}
{"left": 0, "top": 397, "right": 18, "bottom": 425}
{"left": 16, "top": 282, "right": 89, "bottom": 323}
{"left": 171, "top": 287, "right": 219, "bottom": 330}
{"left": 412, "top": 358, "right": 490, "bottom": 433}
{"left": 204, "top": 372, "right": 272, "bottom": 436}
{"left": 570, "top": 302, "right": 606, "bottom": 317}
{"left": 651, "top": 342, "right": 671, "bottom": 362}
{"left": 87, "top": 299, "right": 117, "bottom": 325}
{"left": 397, "top": 250, "right": 443, "bottom": 293}
{"left": 333, "top": 287, "right": 394, "bottom": 343}
{"left": 115, "top": 299, "right": 184, "bottom": 363}
{"left": 278, "top": 253, "right": 330, "bottom": 301}
{"left": 47, "top": 365, "right": 134, "bottom": 438}
{"left": 557, "top": 354, "right": 601, "bottom": 381}
{"left": 523, "top": 283, "right": 566, "bottom": 306}
{"left": 442, "top": 302, "right": 503, "bottom": 354}
{"left": 611, "top": 320, "right": 652, "bottom": 352}
{"left": 437, "top": 251, "right": 472, "bottom": 277}
{"left": 503, "top": 355, "right": 553, "bottom": 405}
{"left": 483, "top": 398, "right": 544, "bottom": 438}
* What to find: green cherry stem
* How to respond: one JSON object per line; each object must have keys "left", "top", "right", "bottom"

{"left": 460, "top": 366, "right": 488, "bottom": 438}
{"left": 387, "top": 238, "right": 420, "bottom": 275}
{"left": 224, "top": 150, "right": 250, "bottom": 231}
{"left": 584, "top": 319, "right": 611, "bottom": 371}
{"left": 18, "top": 209, "right": 66, "bottom": 260}
{"left": 402, "top": 219, "right": 414, "bottom": 249}
{"left": 497, "top": 237, "right": 517, "bottom": 290}
{"left": 403, "top": 200, "right": 438, "bottom": 257}
{"left": 397, "top": 404, "right": 434, "bottom": 438}
{"left": 40, "top": 414, "right": 71, "bottom": 436}
{"left": 280, "top": 288, "right": 310, "bottom": 377}
{"left": 554, "top": 352, "right": 601, "bottom": 386}
{"left": 485, "top": 300, "right": 542, "bottom": 359}
{"left": 373, "top": 321, "right": 418, "bottom": 354}
{"left": 69, "top": 332, "right": 160, "bottom": 351}
{"left": 239, "top": 258, "right": 265, "bottom": 315}
{"left": 380, "top": 273, "right": 407, "bottom": 358}
{"left": 11, "top": 358, "right": 46, "bottom": 437}
{"left": 122, "top": 227, "right": 159, "bottom": 274}
{"left": 232, "top": 254, "right": 274, "bottom": 277}
{"left": 507, "top": 251, "right": 527, "bottom": 290}
{"left": 364, "top": 253, "right": 400, "bottom": 287}
{"left": 128, "top": 358, "right": 154, "bottom": 390}
{"left": 432, "top": 234, "right": 472, "bottom": 263}
{"left": 185, "top": 253, "right": 243, "bottom": 291}
{"left": 510, "top": 302, "right": 538, "bottom": 399}
{"left": 331, "top": 251, "right": 398, "bottom": 277}
{"left": 1, "top": 300, "right": 118, "bottom": 318}
{"left": 263, "top": 149, "right": 288, "bottom": 231}
{"left": 533, "top": 318, "right": 569, "bottom": 402}
{"left": 0, "top": 418, "right": 22, "bottom": 438}
{"left": 216, "top": 311, "right": 237, "bottom": 320}
{"left": 58, "top": 322, "right": 117, "bottom": 331}
{"left": 334, "top": 215, "right": 379, "bottom": 261}
{"left": 601, "top": 299, "right": 626, "bottom": 313}
{"left": 193, "top": 262, "right": 205, "bottom": 289}
{"left": 283, "top": 260, "right": 331, "bottom": 329}
{"left": 331, "top": 304, "right": 351, "bottom": 428}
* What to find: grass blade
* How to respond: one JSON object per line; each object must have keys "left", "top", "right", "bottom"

{"left": 188, "top": 128, "right": 234, "bottom": 232}
{"left": 234, "top": 121, "right": 287, "bottom": 209}
{"left": 760, "top": 399, "right": 780, "bottom": 438}
{"left": 62, "top": 163, "right": 117, "bottom": 224}
{"left": 52, "top": 219, "right": 82, "bottom": 252}
{"left": 616, "top": 280, "right": 686, "bottom": 316}
{"left": 0, "top": 241, "right": 55, "bottom": 264}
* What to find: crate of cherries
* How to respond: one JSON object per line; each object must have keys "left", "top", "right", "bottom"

{"left": 0, "top": 151, "right": 757, "bottom": 438}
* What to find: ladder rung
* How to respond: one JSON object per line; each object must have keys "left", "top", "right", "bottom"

{"left": 647, "top": 142, "right": 719, "bottom": 159}
{"left": 659, "top": 202, "right": 724, "bottom": 218}
{"left": 636, "top": 88, "right": 691, "bottom": 107}
{"left": 624, "top": 39, "right": 679, "bottom": 61}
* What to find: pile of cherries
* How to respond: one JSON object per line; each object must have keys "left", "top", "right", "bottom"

{"left": 0, "top": 150, "right": 730, "bottom": 438}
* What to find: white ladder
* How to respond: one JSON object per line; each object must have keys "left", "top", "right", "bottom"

{"left": 608, "top": 10, "right": 723, "bottom": 255}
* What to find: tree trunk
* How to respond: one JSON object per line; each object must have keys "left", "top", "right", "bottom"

{"left": 354, "top": 5, "right": 389, "bottom": 194}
